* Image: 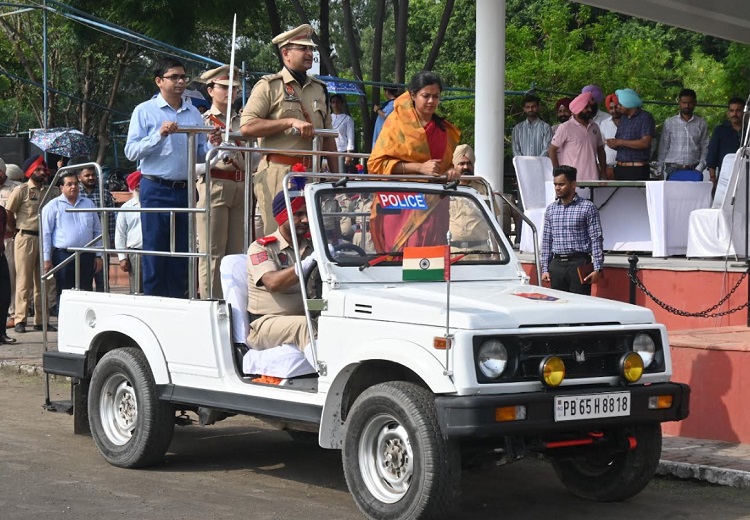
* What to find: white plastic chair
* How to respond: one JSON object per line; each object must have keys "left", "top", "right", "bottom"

{"left": 513, "top": 156, "right": 553, "bottom": 253}
{"left": 686, "top": 152, "right": 747, "bottom": 257}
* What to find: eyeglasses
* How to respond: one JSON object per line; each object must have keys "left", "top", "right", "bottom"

{"left": 285, "top": 45, "right": 313, "bottom": 53}
{"left": 161, "top": 74, "right": 190, "bottom": 83}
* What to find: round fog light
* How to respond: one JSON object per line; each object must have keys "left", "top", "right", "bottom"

{"left": 539, "top": 356, "right": 565, "bottom": 387}
{"left": 633, "top": 333, "right": 656, "bottom": 367}
{"left": 620, "top": 352, "right": 644, "bottom": 383}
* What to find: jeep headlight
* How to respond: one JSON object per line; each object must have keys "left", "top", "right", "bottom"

{"left": 633, "top": 333, "right": 656, "bottom": 367}
{"left": 477, "top": 339, "right": 508, "bottom": 379}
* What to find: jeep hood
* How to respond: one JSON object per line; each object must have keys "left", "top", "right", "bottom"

{"left": 341, "top": 281, "right": 655, "bottom": 329}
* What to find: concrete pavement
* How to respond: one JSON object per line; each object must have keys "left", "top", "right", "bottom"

{"left": 1, "top": 321, "right": 749, "bottom": 489}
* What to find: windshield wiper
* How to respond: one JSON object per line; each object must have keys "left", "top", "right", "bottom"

{"left": 358, "top": 251, "right": 404, "bottom": 271}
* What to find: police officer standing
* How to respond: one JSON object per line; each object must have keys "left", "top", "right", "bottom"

{"left": 240, "top": 24, "right": 337, "bottom": 235}
{"left": 195, "top": 65, "right": 247, "bottom": 299}
{"left": 0, "top": 158, "right": 21, "bottom": 328}
{"left": 6, "top": 155, "right": 58, "bottom": 332}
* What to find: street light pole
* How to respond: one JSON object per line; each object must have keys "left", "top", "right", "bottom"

{"left": 42, "top": 0, "right": 48, "bottom": 130}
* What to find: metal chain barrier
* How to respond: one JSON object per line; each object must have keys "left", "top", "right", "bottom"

{"left": 628, "top": 269, "right": 749, "bottom": 318}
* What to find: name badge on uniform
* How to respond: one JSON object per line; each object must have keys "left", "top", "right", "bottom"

{"left": 284, "top": 85, "right": 300, "bottom": 102}
{"left": 29, "top": 190, "right": 39, "bottom": 201}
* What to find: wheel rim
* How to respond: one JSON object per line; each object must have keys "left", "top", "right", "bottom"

{"left": 358, "top": 412, "right": 414, "bottom": 504}
{"left": 99, "top": 373, "right": 138, "bottom": 446}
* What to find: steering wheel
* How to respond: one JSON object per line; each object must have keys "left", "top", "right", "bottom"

{"left": 332, "top": 242, "right": 368, "bottom": 258}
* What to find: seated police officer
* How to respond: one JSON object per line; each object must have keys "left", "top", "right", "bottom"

{"left": 246, "top": 191, "right": 316, "bottom": 350}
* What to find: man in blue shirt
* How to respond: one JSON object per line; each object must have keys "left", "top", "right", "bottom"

{"left": 125, "top": 56, "right": 221, "bottom": 297}
{"left": 541, "top": 165, "right": 604, "bottom": 295}
{"left": 42, "top": 171, "right": 102, "bottom": 302}
{"left": 606, "top": 88, "right": 656, "bottom": 181}
{"left": 706, "top": 97, "right": 744, "bottom": 189}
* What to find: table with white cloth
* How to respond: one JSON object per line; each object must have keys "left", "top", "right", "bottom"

{"left": 544, "top": 180, "right": 713, "bottom": 257}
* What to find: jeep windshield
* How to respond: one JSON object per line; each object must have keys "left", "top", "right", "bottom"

{"left": 314, "top": 184, "right": 510, "bottom": 268}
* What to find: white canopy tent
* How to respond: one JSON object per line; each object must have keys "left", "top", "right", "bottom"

{"left": 475, "top": 0, "right": 750, "bottom": 191}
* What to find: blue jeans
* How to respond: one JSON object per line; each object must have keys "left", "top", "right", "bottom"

{"left": 139, "top": 177, "right": 188, "bottom": 298}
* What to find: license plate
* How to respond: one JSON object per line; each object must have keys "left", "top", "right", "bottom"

{"left": 554, "top": 392, "right": 631, "bottom": 422}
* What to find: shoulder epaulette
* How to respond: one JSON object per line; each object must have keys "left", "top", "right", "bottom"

{"left": 261, "top": 72, "right": 284, "bottom": 83}
{"left": 256, "top": 235, "right": 278, "bottom": 245}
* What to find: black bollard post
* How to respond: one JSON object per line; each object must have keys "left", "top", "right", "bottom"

{"left": 628, "top": 254, "right": 639, "bottom": 305}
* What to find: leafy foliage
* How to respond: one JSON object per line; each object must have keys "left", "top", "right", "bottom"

{"left": 0, "top": 0, "right": 748, "bottom": 165}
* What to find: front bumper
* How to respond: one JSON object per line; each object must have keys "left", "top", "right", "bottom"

{"left": 435, "top": 383, "right": 690, "bottom": 438}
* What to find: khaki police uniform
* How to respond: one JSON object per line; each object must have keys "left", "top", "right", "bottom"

{"left": 345, "top": 194, "right": 374, "bottom": 253}
{"left": 197, "top": 106, "right": 247, "bottom": 299}
{"left": 241, "top": 44, "right": 331, "bottom": 235}
{"left": 6, "top": 180, "right": 58, "bottom": 326}
{"left": 246, "top": 230, "right": 311, "bottom": 350}
{"left": 0, "top": 178, "right": 21, "bottom": 316}
{"left": 450, "top": 196, "right": 490, "bottom": 255}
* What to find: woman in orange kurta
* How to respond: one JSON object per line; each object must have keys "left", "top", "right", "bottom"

{"left": 367, "top": 71, "right": 461, "bottom": 252}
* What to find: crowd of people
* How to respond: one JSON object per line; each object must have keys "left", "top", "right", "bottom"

{"left": 510, "top": 84, "right": 746, "bottom": 294}
{"left": 514, "top": 85, "right": 743, "bottom": 187}
{"left": 4, "top": 22, "right": 744, "bottom": 352}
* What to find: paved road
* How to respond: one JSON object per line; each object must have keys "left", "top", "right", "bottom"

{"left": 1, "top": 369, "right": 749, "bottom": 520}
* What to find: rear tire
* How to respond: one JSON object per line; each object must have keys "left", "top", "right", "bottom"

{"left": 88, "top": 348, "right": 174, "bottom": 468}
{"left": 342, "top": 381, "right": 459, "bottom": 520}
{"left": 550, "top": 423, "right": 662, "bottom": 501}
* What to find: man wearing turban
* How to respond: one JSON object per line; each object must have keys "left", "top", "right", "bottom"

{"left": 605, "top": 88, "right": 656, "bottom": 181}
{"left": 5, "top": 155, "right": 58, "bottom": 333}
{"left": 549, "top": 92, "right": 607, "bottom": 181}
{"left": 246, "top": 191, "right": 315, "bottom": 351}
{"left": 599, "top": 93, "right": 622, "bottom": 179}
{"left": 552, "top": 97, "right": 573, "bottom": 135}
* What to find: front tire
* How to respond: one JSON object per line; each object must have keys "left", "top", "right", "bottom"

{"left": 550, "top": 423, "right": 662, "bottom": 501}
{"left": 88, "top": 348, "right": 175, "bottom": 468}
{"left": 342, "top": 382, "right": 459, "bottom": 520}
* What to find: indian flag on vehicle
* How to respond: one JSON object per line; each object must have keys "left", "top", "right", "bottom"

{"left": 402, "top": 245, "right": 450, "bottom": 282}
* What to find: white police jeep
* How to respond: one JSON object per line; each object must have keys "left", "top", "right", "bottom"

{"left": 44, "top": 176, "right": 689, "bottom": 520}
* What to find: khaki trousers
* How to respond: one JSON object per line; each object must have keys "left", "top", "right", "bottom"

{"left": 254, "top": 162, "right": 292, "bottom": 236}
{"left": 247, "top": 314, "right": 310, "bottom": 351}
{"left": 196, "top": 177, "right": 247, "bottom": 299}
{"left": 4, "top": 237, "right": 14, "bottom": 314}
{"left": 14, "top": 233, "right": 42, "bottom": 325}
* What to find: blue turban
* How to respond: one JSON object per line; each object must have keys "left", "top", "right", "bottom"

{"left": 615, "top": 88, "right": 643, "bottom": 109}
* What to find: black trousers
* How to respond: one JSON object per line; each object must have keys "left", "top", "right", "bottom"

{"left": 614, "top": 165, "right": 650, "bottom": 181}
{"left": 0, "top": 255, "right": 11, "bottom": 324}
{"left": 549, "top": 255, "right": 592, "bottom": 295}
{"left": 52, "top": 249, "right": 95, "bottom": 302}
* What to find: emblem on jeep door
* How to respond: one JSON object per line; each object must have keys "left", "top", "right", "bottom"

{"left": 573, "top": 350, "right": 586, "bottom": 363}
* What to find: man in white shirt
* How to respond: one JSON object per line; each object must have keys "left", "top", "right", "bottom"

{"left": 115, "top": 171, "right": 143, "bottom": 293}
{"left": 599, "top": 93, "right": 623, "bottom": 179}
{"left": 330, "top": 94, "right": 356, "bottom": 173}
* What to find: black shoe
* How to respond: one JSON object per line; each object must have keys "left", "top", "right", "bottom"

{"left": 14, "top": 322, "right": 26, "bottom": 333}
{"left": 33, "top": 324, "right": 57, "bottom": 332}
{"left": 1, "top": 334, "right": 17, "bottom": 344}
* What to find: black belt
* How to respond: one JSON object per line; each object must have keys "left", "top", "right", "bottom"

{"left": 142, "top": 174, "right": 188, "bottom": 189}
{"left": 450, "top": 240, "right": 486, "bottom": 248}
{"left": 553, "top": 252, "right": 590, "bottom": 262}
{"left": 247, "top": 311, "right": 264, "bottom": 325}
{"left": 19, "top": 229, "right": 38, "bottom": 236}
{"left": 666, "top": 163, "right": 698, "bottom": 170}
